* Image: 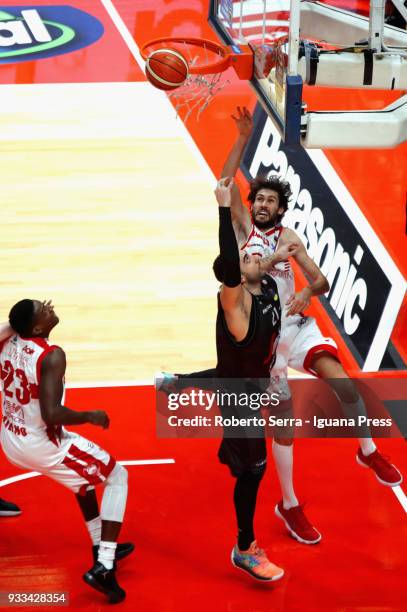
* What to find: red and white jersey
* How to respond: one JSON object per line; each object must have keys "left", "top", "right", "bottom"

{"left": 0, "top": 334, "right": 67, "bottom": 468}
{"left": 241, "top": 224, "right": 295, "bottom": 316}
{"left": 241, "top": 224, "right": 338, "bottom": 378}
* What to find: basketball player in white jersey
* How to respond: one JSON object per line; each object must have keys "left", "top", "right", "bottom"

{"left": 222, "top": 107, "right": 402, "bottom": 542}
{"left": 158, "top": 107, "right": 402, "bottom": 545}
{"left": 0, "top": 301, "right": 133, "bottom": 604}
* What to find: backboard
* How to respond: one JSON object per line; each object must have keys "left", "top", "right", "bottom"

{"left": 208, "top": 0, "right": 303, "bottom": 145}
{"left": 209, "top": 0, "right": 407, "bottom": 148}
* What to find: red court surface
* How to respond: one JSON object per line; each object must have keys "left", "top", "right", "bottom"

{"left": 1, "top": 386, "right": 406, "bottom": 611}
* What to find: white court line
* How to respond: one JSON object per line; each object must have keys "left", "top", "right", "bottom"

{"left": 100, "top": 0, "right": 216, "bottom": 184}
{"left": 65, "top": 379, "right": 153, "bottom": 388}
{"left": 100, "top": 0, "right": 145, "bottom": 68}
{"left": 0, "top": 459, "right": 175, "bottom": 489}
{"left": 120, "top": 459, "right": 175, "bottom": 466}
{"left": 0, "top": 471, "right": 41, "bottom": 488}
{"left": 391, "top": 485, "right": 407, "bottom": 513}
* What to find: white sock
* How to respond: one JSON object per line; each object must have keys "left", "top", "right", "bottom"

{"left": 98, "top": 541, "right": 117, "bottom": 570}
{"left": 359, "top": 438, "right": 377, "bottom": 456}
{"left": 341, "top": 397, "right": 377, "bottom": 457}
{"left": 272, "top": 440, "right": 298, "bottom": 509}
{"left": 86, "top": 516, "right": 101, "bottom": 546}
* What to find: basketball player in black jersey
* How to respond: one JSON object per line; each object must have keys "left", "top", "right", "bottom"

{"left": 203, "top": 177, "right": 296, "bottom": 581}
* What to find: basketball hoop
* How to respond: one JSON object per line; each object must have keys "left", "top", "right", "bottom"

{"left": 141, "top": 37, "right": 253, "bottom": 77}
{"left": 141, "top": 37, "right": 253, "bottom": 121}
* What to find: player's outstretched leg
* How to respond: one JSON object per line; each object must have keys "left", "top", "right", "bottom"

{"left": 155, "top": 368, "right": 218, "bottom": 394}
{"left": 312, "top": 354, "right": 403, "bottom": 487}
{"left": 83, "top": 464, "right": 129, "bottom": 604}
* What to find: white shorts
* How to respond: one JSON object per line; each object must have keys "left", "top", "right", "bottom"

{"left": 3, "top": 429, "right": 116, "bottom": 496}
{"left": 273, "top": 315, "right": 338, "bottom": 378}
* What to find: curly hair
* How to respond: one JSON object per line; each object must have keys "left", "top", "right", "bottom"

{"left": 247, "top": 175, "right": 292, "bottom": 223}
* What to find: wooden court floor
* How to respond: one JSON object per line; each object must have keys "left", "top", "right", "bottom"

{"left": 0, "top": 82, "right": 219, "bottom": 383}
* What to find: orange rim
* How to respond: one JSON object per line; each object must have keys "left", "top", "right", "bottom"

{"left": 140, "top": 37, "right": 233, "bottom": 74}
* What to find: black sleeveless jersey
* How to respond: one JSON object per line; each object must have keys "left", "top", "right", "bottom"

{"left": 215, "top": 276, "right": 281, "bottom": 379}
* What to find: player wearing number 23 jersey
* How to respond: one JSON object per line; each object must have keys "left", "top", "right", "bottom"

{"left": 0, "top": 299, "right": 132, "bottom": 603}
{"left": 0, "top": 332, "right": 114, "bottom": 482}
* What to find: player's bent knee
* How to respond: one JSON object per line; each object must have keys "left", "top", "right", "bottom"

{"left": 107, "top": 463, "right": 128, "bottom": 486}
{"left": 330, "top": 378, "right": 359, "bottom": 404}
{"left": 100, "top": 463, "right": 128, "bottom": 523}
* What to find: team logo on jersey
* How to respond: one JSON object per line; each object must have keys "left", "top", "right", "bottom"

{"left": 4, "top": 400, "right": 25, "bottom": 422}
{"left": 22, "top": 345, "right": 34, "bottom": 355}
{"left": 0, "top": 6, "right": 104, "bottom": 63}
{"left": 297, "top": 316, "right": 308, "bottom": 329}
{"left": 84, "top": 463, "right": 100, "bottom": 477}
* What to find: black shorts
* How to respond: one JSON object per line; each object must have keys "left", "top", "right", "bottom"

{"left": 218, "top": 436, "right": 266, "bottom": 477}
{"left": 217, "top": 399, "right": 267, "bottom": 477}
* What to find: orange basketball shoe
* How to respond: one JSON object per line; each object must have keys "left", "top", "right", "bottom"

{"left": 231, "top": 541, "right": 284, "bottom": 582}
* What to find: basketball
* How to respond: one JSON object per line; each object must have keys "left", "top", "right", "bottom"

{"left": 145, "top": 48, "right": 188, "bottom": 91}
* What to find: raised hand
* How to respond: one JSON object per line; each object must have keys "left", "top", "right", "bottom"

{"left": 231, "top": 106, "right": 253, "bottom": 139}
{"left": 215, "top": 177, "right": 234, "bottom": 207}
{"left": 285, "top": 287, "right": 312, "bottom": 316}
{"left": 259, "top": 242, "right": 300, "bottom": 273}
{"left": 274, "top": 241, "right": 300, "bottom": 264}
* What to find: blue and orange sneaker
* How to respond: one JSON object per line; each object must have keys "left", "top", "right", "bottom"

{"left": 231, "top": 541, "right": 284, "bottom": 582}
{"left": 154, "top": 371, "right": 178, "bottom": 394}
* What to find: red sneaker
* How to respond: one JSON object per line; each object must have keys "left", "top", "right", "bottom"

{"left": 275, "top": 501, "right": 321, "bottom": 544}
{"left": 356, "top": 448, "right": 403, "bottom": 487}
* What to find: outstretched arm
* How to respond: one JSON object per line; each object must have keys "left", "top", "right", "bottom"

{"left": 259, "top": 241, "right": 301, "bottom": 273}
{"left": 221, "top": 107, "right": 253, "bottom": 238}
{"left": 282, "top": 228, "right": 330, "bottom": 316}
{"left": 40, "top": 348, "right": 109, "bottom": 428}
{"left": 216, "top": 178, "right": 251, "bottom": 341}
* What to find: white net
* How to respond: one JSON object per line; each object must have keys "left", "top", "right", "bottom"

{"left": 168, "top": 72, "right": 229, "bottom": 122}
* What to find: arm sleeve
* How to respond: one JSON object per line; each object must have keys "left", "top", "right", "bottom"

{"left": 218, "top": 207, "right": 241, "bottom": 288}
